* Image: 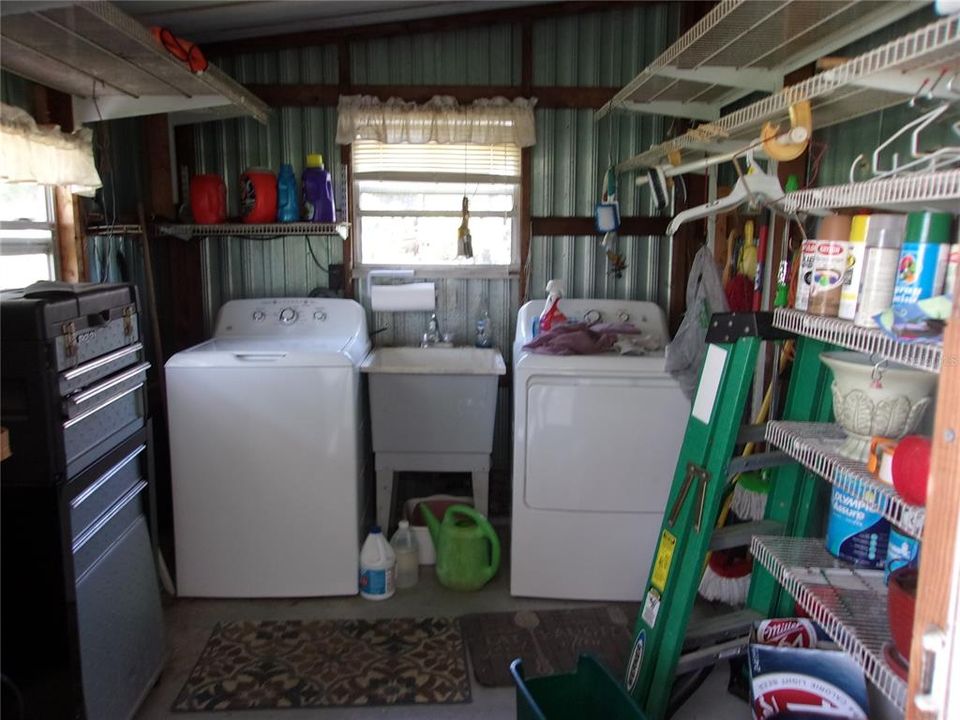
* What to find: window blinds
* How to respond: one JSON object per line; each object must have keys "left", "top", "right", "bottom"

{"left": 353, "top": 141, "right": 521, "bottom": 179}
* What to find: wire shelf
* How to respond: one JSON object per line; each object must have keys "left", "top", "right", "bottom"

{"left": 157, "top": 223, "right": 350, "bottom": 240}
{"left": 619, "top": 14, "right": 960, "bottom": 171}
{"left": 773, "top": 308, "right": 942, "bottom": 374}
{"left": 766, "top": 421, "right": 925, "bottom": 538}
{"left": 86, "top": 224, "right": 144, "bottom": 236}
{"left": 751, "top": 536, "right": 907, "bottom": 711}
{"left": 781, "top": 170, "right": 960, "bottom": 213}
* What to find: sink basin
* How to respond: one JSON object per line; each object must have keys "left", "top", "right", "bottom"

{"left": 361, "top": 347, "right": 505, "bottom": 454}
{"left": 360, "top": 347, "right": 506, "bottom": 376}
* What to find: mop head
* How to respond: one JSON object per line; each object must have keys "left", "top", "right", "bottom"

{"left": 731, "top": 470, "right": 772, "bottom": 521}
{"left": 699, "top": 548, "right": 752, "bottom": 605}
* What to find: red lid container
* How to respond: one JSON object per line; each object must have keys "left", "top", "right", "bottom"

{"left": 190, "top": 174, "right": 226, "bottom": 224}
{"left": 240, "top": 169, "right": 277, "bottom": 224}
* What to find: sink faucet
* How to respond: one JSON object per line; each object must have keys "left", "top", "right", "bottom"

{"left": 422, "top": 313, "right": 442, "bottom": 347}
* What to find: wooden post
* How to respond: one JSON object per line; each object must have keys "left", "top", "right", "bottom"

{"left": 53, "top": 187, "right": 80, "bottom": 283}
{"left": 907, "top": 294, "right": 960, "bottom": 717}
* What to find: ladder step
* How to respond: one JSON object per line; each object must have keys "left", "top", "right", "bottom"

{"left": 710, "top": 520, "right": 785, "bottom": 551}
{"left": 736, "top": 423, "right": 769, "bottom": 444}
{"left": 727, "top": 451, "right": 791, "bottom": 477}
{"left": 676, "top": 636, "right": 750, "bottom": 674}
{"left": 685, "top": 608, "right": 763, "bottom": 650}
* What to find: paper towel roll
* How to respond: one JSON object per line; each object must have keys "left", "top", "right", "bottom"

{"left": 370, "top": 282, "right": 436, "bottom": 311}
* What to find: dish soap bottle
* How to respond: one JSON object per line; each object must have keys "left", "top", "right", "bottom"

{"left": 475, "top": 307, "right": 493, "bottom": 348}
{"left": 359, "top": 525, "right": 395, "bottom": 600}
{"left": 391, "top": 520, "right": 419, "bottom": 589}
{"left": 538, "top": 279, "right": 567, "bottom": 334}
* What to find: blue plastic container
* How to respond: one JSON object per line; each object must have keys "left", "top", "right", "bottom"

{"left": 825, "top": 485, "right": 890, "bottom": 568}
{"left": 276, "top": 163, "right": 298, "bottom": 222}
{"left": 302, "top": 153, "right": 336, "bottom": 223}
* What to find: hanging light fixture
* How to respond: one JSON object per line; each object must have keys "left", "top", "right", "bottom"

{"left": 457, "top": 195, "right": 473, "bottom": 258}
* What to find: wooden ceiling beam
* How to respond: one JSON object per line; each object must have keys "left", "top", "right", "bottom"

{"left": 204, "top": 1, "right": 647, "bottom": 56}
{"left": 246, "top": 83, "right": 619, "bottom": 109}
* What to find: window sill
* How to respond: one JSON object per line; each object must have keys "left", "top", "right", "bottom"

{"left": 355, "top": 264, "right": 520, "bottom": 280}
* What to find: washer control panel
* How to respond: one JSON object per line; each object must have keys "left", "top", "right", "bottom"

{"left": 278, "top": 307, "right": 298, "bottom": 324}
{"left": 216, "top": 298, "right": 361, "bottom": 338}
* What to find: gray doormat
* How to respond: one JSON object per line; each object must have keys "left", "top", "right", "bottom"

{"left": 173, "top": 617, "right": 471, "bottom": 711}
{"left": 460, "top": 604, "right": 639, "bottom": 687}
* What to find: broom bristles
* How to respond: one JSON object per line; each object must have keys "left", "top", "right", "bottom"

{"left": 731, "top": 482, "right": 768, "bottom": 521}
{"left": 699, "top": 567, "right": 752, "bottom": 605}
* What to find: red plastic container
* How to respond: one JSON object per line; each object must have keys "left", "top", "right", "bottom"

{"left": 887, "top": 567, "right": 918, "bottom": 660}
{"left": 190, "top": 174, "right": 226, "bottom": 224}
{"left": 240, "top": 169, "right": 277, "bottom": 224}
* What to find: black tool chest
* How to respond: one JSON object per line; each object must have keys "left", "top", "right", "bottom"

{"left": 1, "top": 282, "right": 164, "bottom": 720}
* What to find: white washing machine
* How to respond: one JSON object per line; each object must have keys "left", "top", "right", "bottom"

{"left": 166, "top": 298, "right": 370, "bottom": 597}
{"left": 511, "top": 299, "right": 689, "bottom": 601}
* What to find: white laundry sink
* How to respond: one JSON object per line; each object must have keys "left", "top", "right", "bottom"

{"left": 361, "top": 347, "right": 505, "bottom": 454}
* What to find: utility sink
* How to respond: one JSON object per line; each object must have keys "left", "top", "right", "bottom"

{"left": 361, "top": 347, "right": 505, "bottom": 454}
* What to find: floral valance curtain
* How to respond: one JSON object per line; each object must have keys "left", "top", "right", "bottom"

{"left": 336, "top": 95, "right": 537, "bottom": 147}
{"left": 0, "top": 103, "right": 102, "bottom": 196}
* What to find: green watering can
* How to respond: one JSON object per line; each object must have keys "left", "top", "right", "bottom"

{"left": 420, "top": 504, "right": 500, "bottom": 591}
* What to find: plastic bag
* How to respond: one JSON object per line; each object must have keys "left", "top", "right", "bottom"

{"left": 665, "top": 245, "right": 729, "bottom": 399}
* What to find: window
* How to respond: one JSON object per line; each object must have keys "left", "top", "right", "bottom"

{"left": 0, "top": 183, "right": 57, "bottom": 289}
{"left": 353, "top": 140, "right": 520, "bottom": 268}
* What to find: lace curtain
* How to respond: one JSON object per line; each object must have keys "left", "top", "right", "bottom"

{"left": 336, "top": 95, "right": 537, "bottom": 147}
{"left": 0, "top": 103, "right": 102, "bottom": 196}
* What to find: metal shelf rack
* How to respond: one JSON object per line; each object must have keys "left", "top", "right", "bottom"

{"left": 751, "top": 536, "right": 907, "bottom": 711}
{"left": 773, "top": 308, "right": 943, "bottom": 373}
{"left": 157, "top": 222, "right": 350, "bottom": 240}
{"left": 766, "top": 421, "right": 925, "bottom": 539}
{"left": 781, "top": 169, "right": 960, "bottom": 214}
{"left": 615, "top": 13, "right": 960, "bottom": 172}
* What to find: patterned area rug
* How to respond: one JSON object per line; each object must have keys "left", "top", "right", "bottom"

{"left": 461, "top": 604, "right": 639, "bottom": 687}
{"left": 173, "top": 617, "right": 471, "bottom": 711}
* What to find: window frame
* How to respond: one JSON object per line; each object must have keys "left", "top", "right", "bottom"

{"left": 0, "top": 185, "right": 59, "bottom": 286}
{"left": 351, "top": 149, "right": 522, "bottom": 279}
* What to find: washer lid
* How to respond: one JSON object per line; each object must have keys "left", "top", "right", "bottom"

{"left": 513, "top": 345, "right": 670, "bottom": 376}
{"left": 165, "top": 337, "right": 361, "bottom": 369}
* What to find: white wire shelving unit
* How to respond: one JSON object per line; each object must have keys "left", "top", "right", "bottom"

{"left": 0, "top": 1, "right": 269, "bottom": 124}
{"left": 615, "top": 13, "right": 960, "bottom": 172}
{"left": 766, "top": 421, "right": 925, "bottom": 538}
{"left": 781, "top": 169, "right": 960, "bottom": 214}
{"left": 596, "top": 0, "right": 920, "bottom": 123}
{"left": 751, "top": 536, "right": 907, "bottom": 711}
{"left": 157, "top": 223, "right": 350, "bottom": 240}
{"left": 773, "top": 308, "right": 943, "bottom": 373}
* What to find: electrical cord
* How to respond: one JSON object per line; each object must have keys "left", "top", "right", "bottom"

{"left": 305, "top": 235, "right": 329, "bottom": 272}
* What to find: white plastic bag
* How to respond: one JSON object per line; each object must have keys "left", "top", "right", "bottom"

{"left": 665, "top": 245, "right": 729, "bottom": 399}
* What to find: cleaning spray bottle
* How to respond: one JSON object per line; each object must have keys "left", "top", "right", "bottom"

{"left": 537, "top": 279, "right": 567, "bottom": 335}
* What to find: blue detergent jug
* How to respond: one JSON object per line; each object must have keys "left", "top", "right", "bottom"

{"left": 276, "top": 163, "right": 298, "bottom": 222}
{"left": 302, "top": 153, "right": 336, "bottom": 223}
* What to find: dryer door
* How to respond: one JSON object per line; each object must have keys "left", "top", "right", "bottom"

{"left": 523, "top": 375, "right": 688, "bottom": 512}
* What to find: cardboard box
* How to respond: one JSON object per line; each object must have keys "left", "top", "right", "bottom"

{"left": 749, "top": 620, "right": 869, "bottom": 720}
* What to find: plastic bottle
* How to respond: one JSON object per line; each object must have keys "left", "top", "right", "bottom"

{"left": 475, "top": 308, "right": 493, "bottom": 348}
{"left": 359, "top": 526, "right": 395, "bottom": 600}
{"left": 302, "top": 153, "right": 336, "bottom": 223}
{"left": 390, "top": 520, "right": 419, "bottom": 589}
{"left": 240, "top": 168, "right": 277, "bottom": 224}
{"left": 276, "top": 163, "right": 298, "bottom": 222}
{"left": 538, "top": 279, "right": 567, "bottom": 333}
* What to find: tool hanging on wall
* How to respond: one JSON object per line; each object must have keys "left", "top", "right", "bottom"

{"left": 596, "top": 167, "right": 627, "bottom": 278}
{"left": 457, "top": 196, "right": 473, "bottom": 258}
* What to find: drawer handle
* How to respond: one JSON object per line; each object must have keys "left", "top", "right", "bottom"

{"left": 63, "top": 383, "right": 144, "bottom": 429}
{"left": 70, "top": 444, "right": 146, "bottom": 509}
{"left": 234, "top": 352, "right": 286, "bottom": 361}
{"left": 62, "top": 343, "right": 143, "bottom": 381}
{"left": 72, "top": 480, "right": 148, "bottom": 553}
{"left": 68, "top": 362, "right": 151, "bottom": 405}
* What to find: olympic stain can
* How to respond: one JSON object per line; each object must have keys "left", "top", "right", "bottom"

{"left": 825, "top": 485, "right": 890, "bottom": 569}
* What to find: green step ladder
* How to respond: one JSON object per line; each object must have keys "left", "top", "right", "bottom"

{"left": 624, "top": 312, "right": 837, "bottom": 719}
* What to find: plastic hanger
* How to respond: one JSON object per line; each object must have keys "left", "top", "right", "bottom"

{"left": 666, "top": 153, "right": 785, "bottom": 236}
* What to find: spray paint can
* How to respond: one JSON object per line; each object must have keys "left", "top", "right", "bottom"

{"left": 853, "top": 214, "right": 906, "bottom": 328}
{"left": 944, "top": 242, "right": 960, "bottom": 297}
{"left": 893, "top": 212, "right": 953, "bottom": 308}
{"left": 838, "top": 215, "right": 869, "bottom": 320}
{"left": 794, "top": 240, "right": 818, "bottom": 311}
{"left": 807, "top": 215, "right": 852, "bottom": 317}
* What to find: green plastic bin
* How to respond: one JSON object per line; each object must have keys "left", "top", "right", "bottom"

{"left": 510, "top": 654, "right": 647, "bottom": 720}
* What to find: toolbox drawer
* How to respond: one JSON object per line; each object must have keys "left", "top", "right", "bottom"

{"left": 62, "top": 362, "right": 150, "bottom": 420}
{"left": 63, "top": 383, "right": 146, "bottom": 477}
{"left": 59, "top": 342, "right": 145, "bottom": 396}
{"left": 69, "top": 443, "right": 146, "bottom": 544}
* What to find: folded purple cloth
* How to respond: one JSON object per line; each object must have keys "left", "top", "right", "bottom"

{"left": 523, "top": 321, "right": 643, "bottom": 355}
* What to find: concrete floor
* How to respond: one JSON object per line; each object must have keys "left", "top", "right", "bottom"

{"left": 136, "top": 557, "right": 749, "bottom": 720}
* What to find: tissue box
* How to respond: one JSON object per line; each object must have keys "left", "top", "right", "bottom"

{"left": 749, "top": 620, "right": 868, "bottom": 720}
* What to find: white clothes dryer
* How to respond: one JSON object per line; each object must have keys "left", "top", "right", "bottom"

{"left": 511, "top": 299, "right": 689, "bottom": 600}
{"left": 166, "top": 298, "right": 370, "bottom": 597}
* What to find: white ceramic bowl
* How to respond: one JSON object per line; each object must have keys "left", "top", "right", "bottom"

{"left": 820, "top": 351, "right": 937, "bottom": 462}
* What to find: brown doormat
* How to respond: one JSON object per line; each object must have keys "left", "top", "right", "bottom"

{"left": 460, "top": 604, "right": 639, "bottom": 687}
{"left": 173, "top": 617, "right": 471, "bottom": 711}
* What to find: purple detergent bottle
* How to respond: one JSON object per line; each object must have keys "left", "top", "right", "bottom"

{"left": 302, "top": 153, "right": 336, "bottom": 223}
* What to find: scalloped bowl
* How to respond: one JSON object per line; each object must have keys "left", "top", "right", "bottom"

{"left": 820, "top": 351, "right": 937, "bottom": 462}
